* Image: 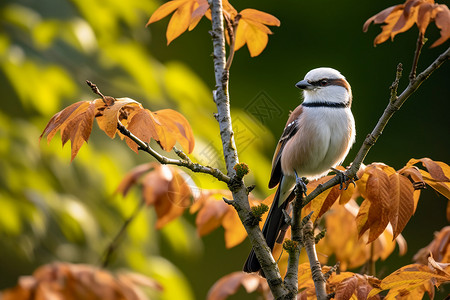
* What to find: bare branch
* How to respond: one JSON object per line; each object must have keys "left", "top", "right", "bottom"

{"left": 116, "top": 122, "right": 231, "bottom": 184}
{"left": 303, "top": 220, "right": 327, "bottom": 300}
{"left": 101, "top": 198, "right": 145, "bottom": 268}
{"left": 410, "top": 32, "right": 425, "bottom": 80}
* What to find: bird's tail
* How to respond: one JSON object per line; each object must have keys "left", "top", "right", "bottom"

{"left": 243, "top": 185, "right": 291, "bottom": 273}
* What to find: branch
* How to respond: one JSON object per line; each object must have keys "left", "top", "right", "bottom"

{"left": 303, "top": 220, "right": 327, "bottom": 300}
{"left": 303, "top": 45, "right": 450, "bottom": 207}
{"left": 116, "top": 122, "right": 230, "bottom": 184}
{"left": 283, "top": 187, "right": 305, "bottom": 295}
{"left": 208, "top": 0, "right": 290, "bottom": 298}
{"left": 101, "top": 198, "right": 145, "bottom": 268}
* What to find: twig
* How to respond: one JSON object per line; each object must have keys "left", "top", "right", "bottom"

{"left": 303, "top": 220, "right": 327, "bottom": 300}
{"left": 225, "top": 14, "right": 241, "bottom": 71}
{"left": 101, "top": 198, "right": 145, "bottom": 268}
{"left": 409, "top": 32, "right": 425, "bottom": 81}
{"left": 303, "top": 45, "right": 450, "bottom": 207}
{"left": 116, "top": 122, "right": 231, "bottom": 184}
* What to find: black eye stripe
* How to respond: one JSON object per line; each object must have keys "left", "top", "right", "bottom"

{"left": 308, "top": 78, "right": 349, "bottom": 90}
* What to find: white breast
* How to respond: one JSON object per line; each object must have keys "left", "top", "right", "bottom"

{"left": 280, "top": 107, "right": 355, "bottom": 180}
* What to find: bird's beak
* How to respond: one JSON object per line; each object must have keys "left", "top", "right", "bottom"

{"left": 295, "top": 80, "right": 314, "bottom": 90}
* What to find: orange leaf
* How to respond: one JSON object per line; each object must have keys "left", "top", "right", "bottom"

{"left": 95, "top": 97, "right": 142, "bottom": 138}
{"left": 364, "top": 0, "right": 450, "bottom": 47}
{"left": 335, "top": 275, "right": 358, "bottom": 300}
{"left": 207, "top": 272, "right": 268, "bottom": 300}
{"left": 407, "top": 158, "right": 450, "bottom": 182}
{"left": 234, "top": 9, "right": 280, "bottom": 57}
{"left": 431, "top": 4, "right": 450, "bottom": 47}
{"left": 366, "top": 167, "right": 391, "bottom": 242}
{"left": 368, "top": 263, "right": 450, "bottom": 298}
{"left": 116, "top": 163, "right": 155, "bottom": 196}
{"left": 152, "top": 109, "right": 195, "bottom": 153}
{"left": 147, "top": 0, "right": 203, "bottom": 45}
{"left": 388, "top": 173, "right": 415, "bottom": 239}
{"left": 40, "top": 101, "right": 97, "bottom": 161}
{"left": 413, "top": 226, "right": 450, "bottom": 264}
{"left": 124, "top": 109, "right": 160, "bottom": 153}
{"left": 222, "top": 209, "right": 247, "bottom": 248}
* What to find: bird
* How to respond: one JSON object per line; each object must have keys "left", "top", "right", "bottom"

{"left": 243, "top": 67, "right": 356, "bottom": 273}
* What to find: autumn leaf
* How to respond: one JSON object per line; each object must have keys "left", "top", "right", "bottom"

{"left": 207, "top": 272, "right": 270, "bottom": 300}
{"left": 363, "top": 0, "right": 450, "bottom": 47}
{"left": 389, "top": 173, "right": 414, "bottom": 239}
{"left": 40, "top": 100, "right": 96, "bottom": 161}
{"left": 368, "top": 260, "right": 450, "bottom": 299}
{"left": 1, "top": 262, "right": 162, "bottom": 300}
{"left": 413, "top": 226, "right": 450, "bottom": 264}
{"left": 95, "top": 97, "right": 142, "bottom": 138}
{"left": 117, "top": 163, "right": 194, "bottom": 229}
{"left": 147, "top": 0, "right": 280, "bottom": 56}
{"left": 234, "top": 9, "right": 280, "bottom": 57}
{"left": 320, "top": 200, "right": 406, "bottom": 271}
{"left": 190, "top": 189, "right": 263, "bottom": 248}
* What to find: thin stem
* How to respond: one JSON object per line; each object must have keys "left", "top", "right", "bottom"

{"left": 409, "top": 32, "right": 425, "bottom": 81}
{"left": 101, "top": 198, "right": 145, "bottom": 268}
{"left": 225, "top": 14, "right": 241, "bottom": 71}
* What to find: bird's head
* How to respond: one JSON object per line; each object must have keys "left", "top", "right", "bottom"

{"left": 296, "top": 67, "right": 352, "bottom": 105}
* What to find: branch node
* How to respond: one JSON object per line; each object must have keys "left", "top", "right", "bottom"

{"left": 323, "top": 261, "right": 340, "bottom": 281}
{"left": 315, "top": 229, "right": 326, "bottom": 244}
{"left": 246, "top": 184, "right": 256, "bottom": 194}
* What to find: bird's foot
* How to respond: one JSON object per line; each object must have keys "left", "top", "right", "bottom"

{"left": 331, "top": 167, "right": 358, "bottom": 190}
{"left": 293, "top": 170, "right": 308, "bottom": 197}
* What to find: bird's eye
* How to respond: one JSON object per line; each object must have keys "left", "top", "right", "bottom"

{"left": 320, "top": 79, "right": 328, "bottom": 86}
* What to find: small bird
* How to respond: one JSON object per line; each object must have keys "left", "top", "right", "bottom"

{"left": 243, "top": 67, "right": 356, "bottom": 273}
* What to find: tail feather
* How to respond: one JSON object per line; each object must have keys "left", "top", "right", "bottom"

{"left": 243, "top": 185, "right": 292, "bottom": 273}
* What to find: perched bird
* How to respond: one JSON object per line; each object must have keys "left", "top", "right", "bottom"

{"left": 243, "top": 67, "right": 356, "bottom": 273}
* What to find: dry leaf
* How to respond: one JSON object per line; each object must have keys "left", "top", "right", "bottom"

{"left": 413, "top": 226, "right": 450, "bottom": 264}
{"left": 117, "top": 163, "right": 194, "bottom": 229}
{"left": 363, "top": 0, "right": 450, "bottom": 47}
{"left": 368, "top": 262, "right": 450, "bottom": 298}
{"left": 1, "top": 262, "right": 161, "bottom": 300}
{"left": 207, "top": 272, "right": 269, "bottom": 300}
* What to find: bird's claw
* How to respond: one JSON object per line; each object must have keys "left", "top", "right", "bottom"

{"left": 294, "top": 170, "right": 308, "bottom": 196}
{"left": 331, "top": 168, "right": 358, "bottom": 190}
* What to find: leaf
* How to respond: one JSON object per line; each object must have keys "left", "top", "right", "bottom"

{"left": 124, "top": 109, "right": 160, "bottom": 153}
{"left": 235, "top": 9, "right": 280, "bottom": 57}
{"left": 407, "top": 158, "right": 450, "bottom": 182}
{"left": 95, "top": 97, "right": 142, "bottom": 138}
{"left": 40, "top": 100, "right": 96, "bottom": 161}
{"left": 147, "top": 0, "right": 209, "bottom": 45}
{"left": 1, "top": 262, "right": 160, "bottom": 300}
{"left": 363, "top": 0, "right": 450, "bottom": 47}
{"left": 207, "top": 272, "right": 269, "bottom": 300}
{"left": 388, "top": 173, "right": 415, "bottom": 239}
{"left": 192, "top": 189, "right": 262, "bottom": 248}
{"left": 431, "top": 4, "right": 450, "bottom": 47}
{"left": 152, "top": 109, "right": 195, "bottom": 153}
{"left": 117, "top": 163, "right": 193, "bottom": 229}
{"left": 335, "top": 275, "right": 358, "bottom": 300}
{"left": 413, "top": 226, "right": 450, "bottom": 264}
{"left": 367, "top": 263, "right": 450, "bottom": 298}
{"left": 366, "top": 167, "right": 391, "bottom": 242}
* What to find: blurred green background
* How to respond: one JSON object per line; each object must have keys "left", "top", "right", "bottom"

{"left": 0, "top": 0, "right": 448, "bottom": 299}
